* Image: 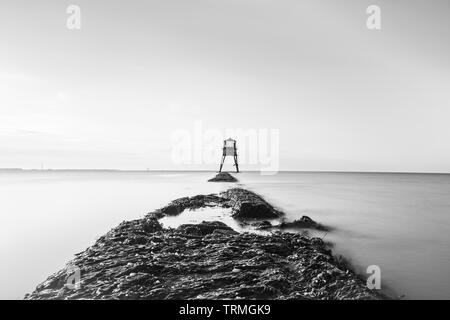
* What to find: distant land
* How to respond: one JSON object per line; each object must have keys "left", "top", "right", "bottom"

{"left": 0, "top": 168, "right": 449, "bottom": 175}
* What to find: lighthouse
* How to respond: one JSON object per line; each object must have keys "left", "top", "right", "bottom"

{"left": 219, "top": 138, "right": 239, "bottom": 173}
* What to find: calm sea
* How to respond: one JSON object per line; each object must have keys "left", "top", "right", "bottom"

{"left": 1, "top": 170, "right": 450, "bottom": 299}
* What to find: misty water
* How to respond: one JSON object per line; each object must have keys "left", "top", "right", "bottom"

{"left": 1, "top": 170, "right": 450, "bottom": 299}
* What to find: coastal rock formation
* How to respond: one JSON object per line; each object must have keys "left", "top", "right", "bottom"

{"left": 25, "top": 219, "right": 384, "bottom": 300}
{"left": 278, "top": 216, "right": 329, "bottom": 231}
{"left": 208, "top": 172, "right": 238, "bottom": 182}
{"left": 25, "top": 188, "right": 385, "bottom": 300}
{"left": 221, "top": 188, "right": 283, "bottom": 220}
{"left": 251, "top": 220, "right": 273, "bottom": 230}
{"left": 158, "top": 194, "right": 223, "bottom": 217}
{"left": 148, "top": 188, "right": 285, "bottom": 223}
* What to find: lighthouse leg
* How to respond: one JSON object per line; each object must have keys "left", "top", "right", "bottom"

{"left": 234, "top": 155, "right": 239, "bottom": 173}
{"left": 219, "top": 155, "right": 225, "bottom": 172}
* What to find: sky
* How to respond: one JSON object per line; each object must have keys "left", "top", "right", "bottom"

{"left": 1, "top": 0, "right": 450, "bottom": 172}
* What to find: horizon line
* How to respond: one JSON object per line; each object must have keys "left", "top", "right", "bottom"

{"left": 0, "top": 168, "right": 449, "bottom": 175}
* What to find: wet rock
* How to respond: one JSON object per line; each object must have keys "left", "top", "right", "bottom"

{"left": 211, "top": 228, "right": 239, "bottom": 237}
{"left": 146, "top": 188, "right": 287, "bottom": 222}
{"left": 221, "top": 188, "right": 283, "bottom": 220}
{"left": 142, "top": 218, "right": 163, "bottom": 233}
{"left": 156, "top": 194, "right": 224, "bottom": 217}
{"left": 278, "top": 216, "right": 328, "bottom": 231}
{"left": 177, "top": 221, "right": 237, "bottom": 237}
{"left": 161, "top": 204, "right": 184, "bottom": 216}
{"left": 25, "top": 189, "right": 384, "bottom": 300}
{"left": 26, "top": 216, "right": 386, "bottom": 300}
{"left": 208, "top": 172, "right": 238, "bottom": 182}
{"left": 251, "top": 220, "right": 273, "bottom": 230}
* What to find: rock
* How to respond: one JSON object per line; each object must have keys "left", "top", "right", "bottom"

{"left": 211, "top": 228, "right": 239, "bottom": 236}
{"left": 278, "top": 216, "right": 328, "bottom": 231}
{"left": 251, "top": 220, "right": 273, "bottom": 230}
{"left": 160, "top": 204, "right": 184, "bottom": 216}
{"left": 25, "top": 189, "right": 385, "bottom": 300}
{"left": 208, "top": 172, "right": 238, "bottom": 182}
{"left": 221, "top": 188, "right": 283, "bottom": 220}
{"left": 142, "top": 218, "right": 163, "bottom": 233}
{"left": 177, "top": 221, "right": 236, "bottom": 237}
{"left": 153, "top": 194, "right": 224, "bottom": 218}
{"left": 146, "top": 188, "right": 284, "bottom": 222}
{"left": 25, "top": 217, "right": 386, "bottom": 300}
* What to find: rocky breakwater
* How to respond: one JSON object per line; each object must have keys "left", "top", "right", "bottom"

{"left": 208, "top": 172, "right": 238, "bottom": 182}
{"left": 25, "top": 188, "right": 386, "bottom": 300}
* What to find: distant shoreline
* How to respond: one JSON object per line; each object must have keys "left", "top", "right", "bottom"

{"left": 1, "top": 168, "right": 449, "bottom": 175}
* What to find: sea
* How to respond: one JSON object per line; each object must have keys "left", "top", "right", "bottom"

{"left": 1, "top": 170, "right": 450, "bottom": 299}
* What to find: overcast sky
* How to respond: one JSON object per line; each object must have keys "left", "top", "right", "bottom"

{"left": 1, "top": 0, "right": 449, "bottom": 172}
